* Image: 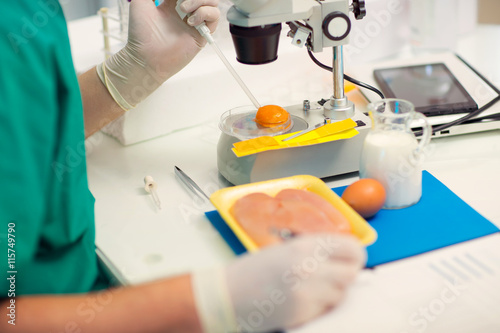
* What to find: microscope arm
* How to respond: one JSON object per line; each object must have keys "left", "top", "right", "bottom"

{"left": 227, "top": 0, "right": 318, "bottom": 27}
{"left": 227, "top": 0, "right": 364, "bottom": 119}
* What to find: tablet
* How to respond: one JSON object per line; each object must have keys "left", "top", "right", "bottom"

{"left": 373, "top": 63, "right": 478, "bottom": 116}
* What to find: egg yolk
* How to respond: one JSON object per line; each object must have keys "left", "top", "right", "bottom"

{"left": 255, "top": 105, "right": 290, "bottom": 128}
{"left": 341, "top": 178, "right": 386, "bottom": 219}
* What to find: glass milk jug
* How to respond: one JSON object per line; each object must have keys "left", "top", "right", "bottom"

{"left": 359, "top": 99, "right": 432, "bottom": 209}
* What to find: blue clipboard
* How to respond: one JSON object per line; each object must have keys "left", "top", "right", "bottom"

{"left": 205, "top": 171, "right": 499, "bottom": 267}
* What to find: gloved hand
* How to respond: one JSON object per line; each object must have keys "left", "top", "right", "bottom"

{"left": 192, "top": 234, "right": 366, "bottom": 333}
{"left": 97, "top": 0, "right": 220, "bottom": 110}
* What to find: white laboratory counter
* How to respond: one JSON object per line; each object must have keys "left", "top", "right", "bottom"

{"left": 69, "top": 13, "right": 500, "bottom": 333}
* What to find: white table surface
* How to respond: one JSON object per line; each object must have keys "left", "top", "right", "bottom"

{"left": 69, "top": 13, "right": 500, "bottom": 332}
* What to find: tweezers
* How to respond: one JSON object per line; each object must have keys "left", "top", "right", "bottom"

{"left": 174, "top": 166, "right": 210, "bottom": 201}
{"left": 269, "top": 227, "right": 296, "bottom": 240}
{"left": 281, "top": 117, "right": 331, "bottom": 142}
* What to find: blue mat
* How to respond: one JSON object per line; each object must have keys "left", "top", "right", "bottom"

{"left": 205, "top": 171, "right": 499, "bottom": 268}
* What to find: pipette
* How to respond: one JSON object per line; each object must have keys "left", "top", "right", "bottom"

{"left": 175, "top": 1, "right": 261, "bottom": 109}
{"left": 144, "top": 175, "right": 162, "bottom": 210}
{"left": 194, "top": 23, "right": 261, "bottom": 109}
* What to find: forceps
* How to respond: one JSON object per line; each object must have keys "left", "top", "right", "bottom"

{"left": 269, "top": 227, "right": 296, "bottom": 240}
{"left": 281, "top": 117, "right": 331, "bottom": 142}
{"left": 174, "top": 166, "right": 210, "bottom": 201}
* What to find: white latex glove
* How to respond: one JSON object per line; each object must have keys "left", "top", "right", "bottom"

{"left": 192, "top": 234, "right": 366, "bottom": 333}
{"left": 97, "top": 0, "right": 220, "bottom": 110}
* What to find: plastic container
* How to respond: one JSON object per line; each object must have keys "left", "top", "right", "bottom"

{"left": 210, "top": 175, "right": 377, "bottom": 252}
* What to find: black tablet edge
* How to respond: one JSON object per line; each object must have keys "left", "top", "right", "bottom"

{"left": 373, "top": 62, "right": 478, "bottom": 115}
{"left": 454, "top": 53, "right": 500, "bottom": 95}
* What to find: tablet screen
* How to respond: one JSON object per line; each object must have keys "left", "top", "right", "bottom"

{"left": 373, "top": 63, "right": 478, "bottom": 115}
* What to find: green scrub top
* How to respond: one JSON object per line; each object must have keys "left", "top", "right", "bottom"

{"left": 0, "top": 1, "right": 109, "bottom": 295}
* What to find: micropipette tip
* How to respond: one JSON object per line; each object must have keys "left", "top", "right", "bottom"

{"left": 144, "top": 175, "right": 162, "bottom": 210}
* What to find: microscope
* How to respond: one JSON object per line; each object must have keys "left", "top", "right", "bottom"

{"left": 217, "top": 0, "right": 371, "bottom": 185}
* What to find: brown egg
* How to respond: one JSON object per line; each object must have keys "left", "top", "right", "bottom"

{"left": 341, "top": 179, "right": 386, "bottom": 218}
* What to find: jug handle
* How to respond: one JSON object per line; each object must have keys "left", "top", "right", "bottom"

{"left": 412, "top": 112, "right": 432, "bottom": 155}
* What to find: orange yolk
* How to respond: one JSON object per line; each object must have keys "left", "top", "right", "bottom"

{"left": 255, "top": 105, "right": 290, "bottom": 128}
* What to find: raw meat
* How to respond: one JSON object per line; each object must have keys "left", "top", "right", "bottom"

{"left": 230, "top": 189, "right": 352, "bottom": 247}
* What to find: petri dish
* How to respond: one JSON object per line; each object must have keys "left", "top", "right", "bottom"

{"left": 219, "top": 105, "right": 295, "bottom": 140}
